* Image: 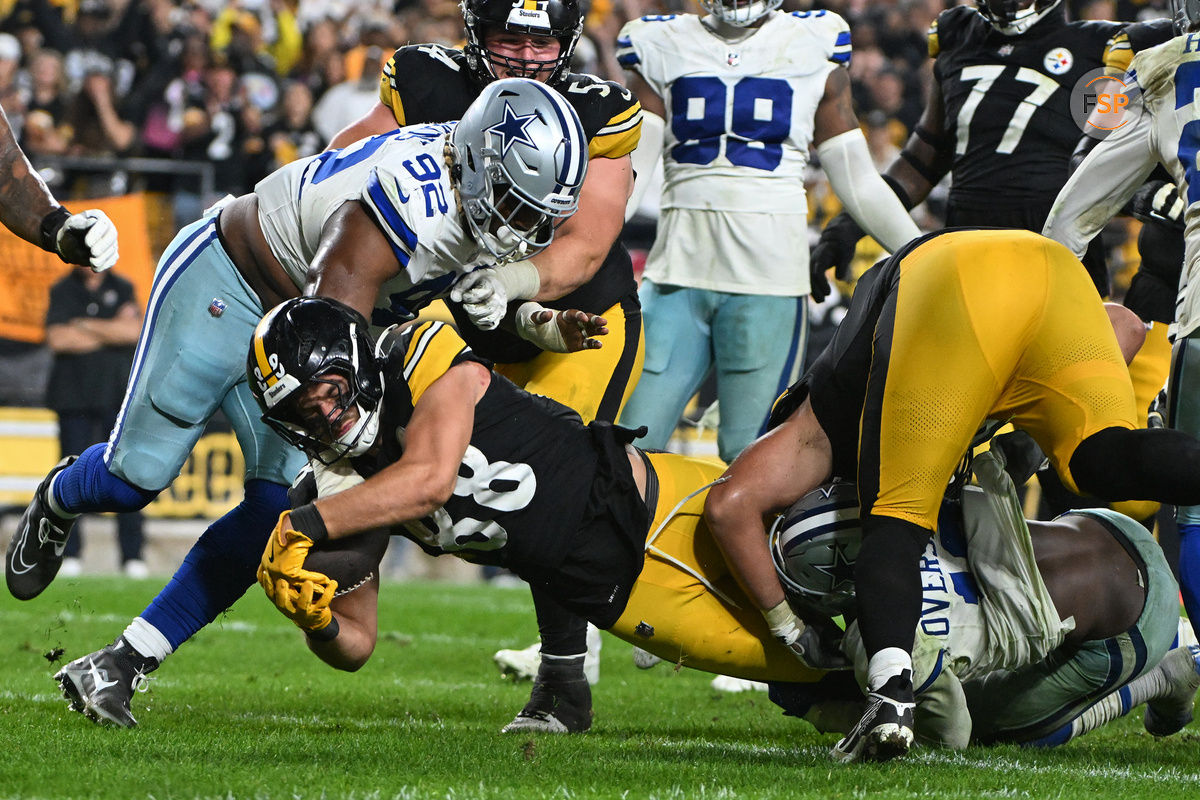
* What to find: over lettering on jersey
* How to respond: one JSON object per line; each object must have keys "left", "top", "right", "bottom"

{"left": 253, "top": 124, "right": 481, "bottom": 327}
{"left": 379, "top": 44, "right": 642, "bottom": 160}
{"left": 615, "top": 10, "right": 849, "bottom": 213}
{"left": 930, "top": 6, "right": 1121, "bottom": 205}
{"left": 351, "top": 320, "right": 600, "bottom": 571}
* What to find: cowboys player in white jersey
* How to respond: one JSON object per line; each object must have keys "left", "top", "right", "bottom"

{"left": 613, "top": 0, "right": 920, "bottom": 464}
{"left": 1043, "top": 0, "right": 1200, "bottom": 654}
{"left": 10, "top": 78, "right": 593, "bottom": 728}
{"left": 771, "top": 451, "right": 1200, "bottom": 749}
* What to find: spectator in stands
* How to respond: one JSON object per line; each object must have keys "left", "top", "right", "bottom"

{"left": 0, "top": 33, "right": 24, "bottom": 128}
{"left": 263, "top": 79, "right": 319, "bottom": 169}
{"left": 44, "top": 265, "right": 146, "bottom": 579}
{"left": 20, "top": 48, "right": 70, "bottom": 157}
{"left": 64, "top": 54, "right": 135, "bottom": 196}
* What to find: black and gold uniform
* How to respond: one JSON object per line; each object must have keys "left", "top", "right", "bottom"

{"left": 324, "top": 318, "right": 823, "bottom": 679}
{"left": 932, "top": 6, "right": 1120, "bottom": 216}
{"left": 773, "top": 228, "right": 1138, "bottom": 529}
{"left": 377, "top": 44, "right": 645, "bottom": 424}
{"left": 348, "top": 319, "right": 646, "bottom": 625}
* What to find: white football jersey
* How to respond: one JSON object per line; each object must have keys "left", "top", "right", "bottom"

{"left": 254, "top": 123, "right": 482, "bottom": 325}
{"left": 616, "top": 10, "right": 850, "bottom": 214}
{"left": 1045, "top": 33, "right": 1200, "bottom": 338}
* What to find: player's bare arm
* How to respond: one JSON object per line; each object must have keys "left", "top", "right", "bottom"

{"left": 880, "top": 79, "right": 951, "bottom": 208}
{"left": 327, "top": 102, "right": 399, "bottom": 150}
{"left": 309, "top": 360, "right": 492, "bottom": 538}
{"left": 704, "top": 398, "right": 834, "bottom": 612}
{"left": 0, "top": 104, "right": 58, "bottom": 246}
{"left": 306, "top": 202, "right": 405, "bottom": 319}
{"left": 528, "top": 153, "right": 633, "bottom": 301}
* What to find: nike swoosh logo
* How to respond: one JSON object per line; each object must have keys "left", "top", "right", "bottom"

{"left": 9, "top": 528, "right": 36, "bottom": 574}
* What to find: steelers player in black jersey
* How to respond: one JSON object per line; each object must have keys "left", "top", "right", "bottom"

{"left": 323, "top": 0, "right": 643, "bottom": 732}
{"left": 811, "top": 0, "right": 1120, "bottom": 297}
{"left": 249, "top": 298, "right": 845, "bottom": 735}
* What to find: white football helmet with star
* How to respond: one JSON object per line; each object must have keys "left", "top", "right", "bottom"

{"left": 450, "top": 77, "right": 588, "bottom": 264}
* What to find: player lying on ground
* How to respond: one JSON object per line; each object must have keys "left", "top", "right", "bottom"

{"left": 703, "top": 227, "right": 1200, "bottom": 763}
{"left": 31, "top": 78, "right": 591, "bottom": 728}
{"left": 768, "top": 449, "right": 1200, "bottom": 748}
{"left": 248, "top": 296, "right": 1200, "bottom": 744}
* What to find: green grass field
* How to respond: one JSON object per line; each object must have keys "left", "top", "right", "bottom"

{"left": 2, "top": 577, "right": 1199, "bottom": 799}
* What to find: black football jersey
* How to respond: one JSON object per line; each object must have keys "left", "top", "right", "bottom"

{"left": 1102, "top": 17, "right": 1174, "bottom": 75}
{"left": 931, "top": 7, "right": 1121, "bottom": 209}
{"left": 350, "top": 320, "right": 638, "bottom": 581}
{"left": 379, "top": 45, "right": 642, "bottom": 362}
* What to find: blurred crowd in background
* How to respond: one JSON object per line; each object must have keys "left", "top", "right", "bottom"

{"left": 0, "top": 0, "right": 1178, "bottom": 326}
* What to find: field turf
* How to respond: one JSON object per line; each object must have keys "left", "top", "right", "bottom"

{"left": 2, "top": 577, "right": 1199, "bottom": 799}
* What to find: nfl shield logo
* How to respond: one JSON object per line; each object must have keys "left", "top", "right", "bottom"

{"left": 208, "top": 298, "right": 227, "bottom": 318}
{"left": 726, "top": 50, "right": 740, "bottom": 67}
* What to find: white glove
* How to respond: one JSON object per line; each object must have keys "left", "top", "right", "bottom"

{"left": 449, "top": 268, "right": 508, "bottom": 330}
{"left": 58, "top": 209, "right": 119, "bottom": 272}
{"left": 764, "top": 600, "right": 851, "bottom": 671}
{"left": 449, "top": 260, "right": 541, "bottom": 331}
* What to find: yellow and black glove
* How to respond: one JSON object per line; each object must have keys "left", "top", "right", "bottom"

{"left": 258, "top": 506, "right": 340, "bottom": 640}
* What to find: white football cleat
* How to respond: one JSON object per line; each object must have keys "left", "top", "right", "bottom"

{"left": 710, "top": 675, "right": 768, "bottom": 693}
{"left": 493, "top": 624, "right": 602, "bottom": 685}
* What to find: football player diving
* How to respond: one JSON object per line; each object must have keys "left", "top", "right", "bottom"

{"left": 249, "top": 296, "right": 1200, "bottom": 747}
{"left": 15, "top": 78, "right": 592, "bottom": 728}
{"left": 1043, "top": 0, "right": 1200, "bottom": 669}
{"left": 703, "top": 228, "right": 1200, "bottom": 763}
{"left": 328, "top": 0, "right": 645, "bottom": 730}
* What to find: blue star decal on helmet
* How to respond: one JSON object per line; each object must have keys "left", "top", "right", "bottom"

{"left": 486, "top": 100, "right": 540, "bottom": 157}
{"left": 813, "top": 540, "right": 856, "bottom": 593}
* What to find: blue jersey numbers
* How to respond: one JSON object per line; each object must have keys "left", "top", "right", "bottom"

{"left": 670, "top": 76, "right": 793, "bottom": 171}
{"left": 1175, "top": 62, "right": 1200, "bottom": 204}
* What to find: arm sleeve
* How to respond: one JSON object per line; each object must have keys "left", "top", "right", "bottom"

{"left": 1043, "top": 111, "right": 1158, "bottom": 258}
{"left": 625, "top": 110, "right": 663, "bottom": 221}
{"left": 817, "top": 128, "right": 922, "bottom": 252}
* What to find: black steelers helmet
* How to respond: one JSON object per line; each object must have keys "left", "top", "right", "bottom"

{"left": 461, "top": 0, "right": 584, "bottom": 85}
{"left": 248, "top": 297, "right": 384, "bottom": 463}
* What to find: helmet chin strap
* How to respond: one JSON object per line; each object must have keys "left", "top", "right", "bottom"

{"left": 337, "top": 404, "right": 381, "bottom": 458}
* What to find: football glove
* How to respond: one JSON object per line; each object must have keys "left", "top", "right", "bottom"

{"left": 258, "top": 511, "right": 339, "bottom": 634}
{"left": 809, "top": 212, "right": 864, "bottom": 302}
{"left": 764, "top": 599, "right": 851, "bottom": 671}
{"left": 1130, "top": 180, "right": 1186, "bottom": 231}
{"left": 450, "top": 268, "right": 508, "bottom": 330}
{"left": 44, "top": 208, "right": 120, "bottom": 271}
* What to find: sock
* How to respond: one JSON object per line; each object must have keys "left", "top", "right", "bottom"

{"left": 44, "top": 473, "right": 79, "bottom": 519}
{"left": 1178, "top": 522, "right": 1200, "bottom": 635}
{"left": 122, "top": 616, "right": 174, "bottom": 663}
{"left": 52, "top": 443, "right": 158, "bottom": 514}
{"left": 867, "top": 647, "right": 912, "bottom": 692}
{"left": 140, "top": 480, "right": 289, "bottom": 650}
{"left": 538, "top": 653, "right": 587, "bottom": 683}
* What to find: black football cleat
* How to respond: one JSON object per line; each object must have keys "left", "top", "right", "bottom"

{"left": 56, "top": 637, "right": 158, "bottom": 728}
{"left": 6, "top": 456, "right": 78, "bottom": 600}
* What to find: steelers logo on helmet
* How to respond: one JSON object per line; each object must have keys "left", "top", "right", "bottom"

{"left": 451, "top": 77, "right": 588, "bottom": 264}
{"left": 461, "top": 0, "right": 584, "bottom": 85}
{"left": 769, "top": 481, "right": 862, "bottom": 617}
{"left": 247, "top": 298, "right": 385, "bottom": 465}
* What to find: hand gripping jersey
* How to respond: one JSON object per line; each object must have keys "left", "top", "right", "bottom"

{"left": 377, "top": 44, "right": 642, "bottom": 361}
{"left": 254, "top": 124, "right": 480, "bottom": 326}
{"left": 931, "top": 6, "right": 1120, "bottom": 208}
{"left": 615, "top": 10, "right": 850, "bottom": 214}
{"left": 1102, "top": 17, "right": 1174, "bottom": 76}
